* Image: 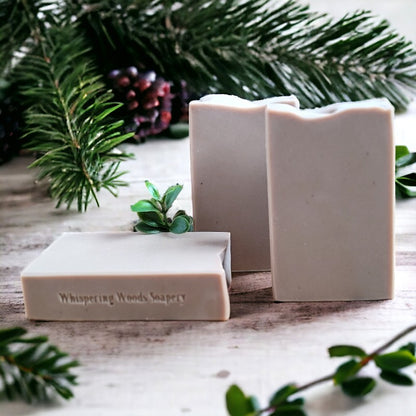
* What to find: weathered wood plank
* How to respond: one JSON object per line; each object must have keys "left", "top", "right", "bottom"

{"left": 1, "top": 107, "right": 416, "bottom": 415}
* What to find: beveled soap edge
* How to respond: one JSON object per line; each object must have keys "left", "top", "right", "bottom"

{"left": 21, "top": 232, "right": 232, "bottom": 321}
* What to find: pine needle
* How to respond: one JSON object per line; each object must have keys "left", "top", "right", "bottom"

{"left": 0, "top": 327, "right": 79, "bottom": 403}
{"left": 15, "top": 20, "right": 133, "bottom": 211}
{"left": 73, "top": 0, "right": 416, "bottom": 111}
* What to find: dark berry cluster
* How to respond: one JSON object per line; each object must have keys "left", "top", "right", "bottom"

{"left": 108, "top": 67, "right": 177, "bottom": 142}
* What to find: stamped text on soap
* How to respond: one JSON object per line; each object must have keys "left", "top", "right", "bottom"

{"left": 58, "top": 291, "right": 186, "bottom": 307}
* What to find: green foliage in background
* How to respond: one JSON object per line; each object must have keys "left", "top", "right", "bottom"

{"left": 1, "top": 0, "right": 416, "bottom": 209}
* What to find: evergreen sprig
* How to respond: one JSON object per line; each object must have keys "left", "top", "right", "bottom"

{"left": 1, "top": 0, "right": 416, "bottom": 207}
{"left": 17, "top": 22, "right": 133, "bottom": 211}
{"left": 131, "top": 180, "right": 193, "bottom": 233}
{"left": 396, "top": 145, "right": 416, "bottom": 198}
{"left": 226, "top": 325, "right": 416, "bottom": 416}
{"left": 68, "top": 0, "right": 416, "bottom": 112}
{"left": 0, "top": 327, "right": 79, "bottom": 403}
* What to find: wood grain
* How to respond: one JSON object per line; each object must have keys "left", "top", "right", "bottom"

{"left": 1, "top": 108, "right": 416, "bottom": 415}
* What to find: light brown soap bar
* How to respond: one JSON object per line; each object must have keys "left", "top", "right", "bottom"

{"left": 21, "top": 232, "right": 231, "bottom": 321}
{"left": 266, "top": 99, "right": 395, "bottom": 301}
{"left": 190, "top": 94, "right": 299, "bottom": 272}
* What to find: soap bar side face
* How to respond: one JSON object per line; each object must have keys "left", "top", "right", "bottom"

{"left": 190, "top": 95, "right": 299, "bottom": 272}
{"left": 22, "top": 273, "right": 230, "bottom": 321}
{"left": 266, "top": 101, "right": 394, "bottom": 301}
{"left": 21, "top": 232, "right": 231, "bottom": 321}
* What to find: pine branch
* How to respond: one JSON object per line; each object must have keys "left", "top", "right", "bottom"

{"left": 0, "top": 327, "right": 79, "bottom": 403}
{"left": 0, "top": 0, "right": 31, "bottom": 77}
{"left": 15, "top": 16, "right": 133, "bottom": 211}
{"left": 70, "top": 0, "right": 416, "bottom": 111}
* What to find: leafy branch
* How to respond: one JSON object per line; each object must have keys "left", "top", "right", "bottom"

{"left": 396, "top": 146, "right": 416, "bottom": 198}
{"left": 0, "top": 327, "right": 79, "bottom": 403}
{"left": 131, "top": 180, "right": 193, "bottom": 234}
{"left": 226, "top": 324, "right": 416, "bottom": 416}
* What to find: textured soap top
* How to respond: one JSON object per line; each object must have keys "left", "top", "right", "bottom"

{"left": 195, "top": 93, "right": 300, "bottom": 109}
{"left": 268, "top": 98, "right": 393, "bottom": 119}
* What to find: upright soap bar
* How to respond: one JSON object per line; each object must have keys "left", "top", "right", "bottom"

{"left": 190, "top": 94, "right": 299, "bottom": 271}
{"left": 266, "top": 99, "right": 395, "bottom": 301}
{"left": 21, "top": 232, "right": 231, "bottom": 321}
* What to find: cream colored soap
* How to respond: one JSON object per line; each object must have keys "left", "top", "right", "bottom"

{"left": 21, "top": 232, "right": 231, "bottom": 321}
{"left": 190, "top": 94, "right": 299, "bottom": 271}
{"left": 266, "top": 99, "right": 395, "bottom": 301}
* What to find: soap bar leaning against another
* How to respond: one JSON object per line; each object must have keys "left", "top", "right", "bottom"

{"left": 190, "top": 94, "right": 299, "bottom": 272}
{"left": 21, "top": 232, "right": 231, "bottom": 321}
{"left": 266, "top": 99, "right": 395, "bottom": 301}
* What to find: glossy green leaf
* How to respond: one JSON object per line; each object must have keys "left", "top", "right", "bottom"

{"left": 375, "top": 350, "right": 416, "bottom": 371}
{"left": 247, "top": 395, "right": 260, "bottom": 413}
{"left": 130, "top": 199, "right": 160, "bottom": 213}
{"left": 162, "top": 184, "right": 183, "bottom": 211}
{"left": 396, "top": 153, "right": 416, "bottom": 169}
{"left": 173, "top": 210, "right": 187, "bottom": 219}
{"left": 145, "top": 180, "right": 161, "bottom": 200}
{"left": 395, "top": 145, "right": 410, "bottom": 161}
{"left": 288, "top": 398, "right": 305, "bottom": 406}
{"left": 396, "top": 180, "right": 416, "bottom": 198}
{"left": 134, "top": 222, "right": 161, "bottom": 234}
{"left": 138, "top": 211, "right": 166, "bottom": 228}
{"left": 328, "top": 345, "right": 366, "bottom": 358}
{"left": 169, "top": 215, "right": 191, "bottom": 234}
{"left": 380, "top": 370, "right": 413, "bottom": 386}
{"left": 269, "top": 384, "right": 298, "bottom": 407}
{"left": 271, "top": 406, "right": 307, "bottom": 416}
{"left": 341, "top": 377, "right": 376, "bottom": 397}
{"left": 226, "top": 385, "right": 257, "bottom": 416}
{"left": 333, "top": 359, "right": 361, "bottom": 385}
{"left": 396, "top": 173, "right": 416, "bottom": 186}
{"left": 400, "top": 343, "right": 416, "bottom": 355}
{"left": 168, "top": 123, "right": 189, "bottom": 139}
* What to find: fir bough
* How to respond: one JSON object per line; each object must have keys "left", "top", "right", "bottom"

{"left": 68, "top": 0, "right": 416, "bottom": 111}
{"left": 0, "top": 327, "right": 79, "bottom": 403}
{"left": 1, "top": 0, "right": 416, "bottom": 208}
{"left": 17, "top": 23, "right": 134, "bottom": 211}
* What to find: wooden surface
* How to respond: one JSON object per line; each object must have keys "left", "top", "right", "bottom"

{"left": 1, "top": 105, "right": 416, "bottom": 415}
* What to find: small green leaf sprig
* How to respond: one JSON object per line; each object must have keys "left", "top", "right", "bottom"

{"left": 226, "top": 324, "right": 416, "bottom": 416}
{"left": 396, "top": 145, "right": 416, "bottom": 198}
{"left": 131, "top": 180, "right": 193, "bottom": 234}
{"left": 0, "top": 327, "right": 79, "bottom": 403}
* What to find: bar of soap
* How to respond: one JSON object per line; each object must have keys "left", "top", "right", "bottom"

{"left": 21, "top": 232, "right": 231, "bottom": 321}
{"left": 266, "top": 99, "right": 395, "bottom": 301}
{"left": 190, "top": 94, "right": 299, "bottom": 272}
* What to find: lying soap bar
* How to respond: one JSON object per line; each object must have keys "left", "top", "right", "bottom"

{"left": 21, "top": 232, "right": 231, "bottom": 321}
{"left": 266, "top": 99, "right": 395, "bottom": 301}
{"left": 190, "top": 94, "right": 299, "bottom": 272}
